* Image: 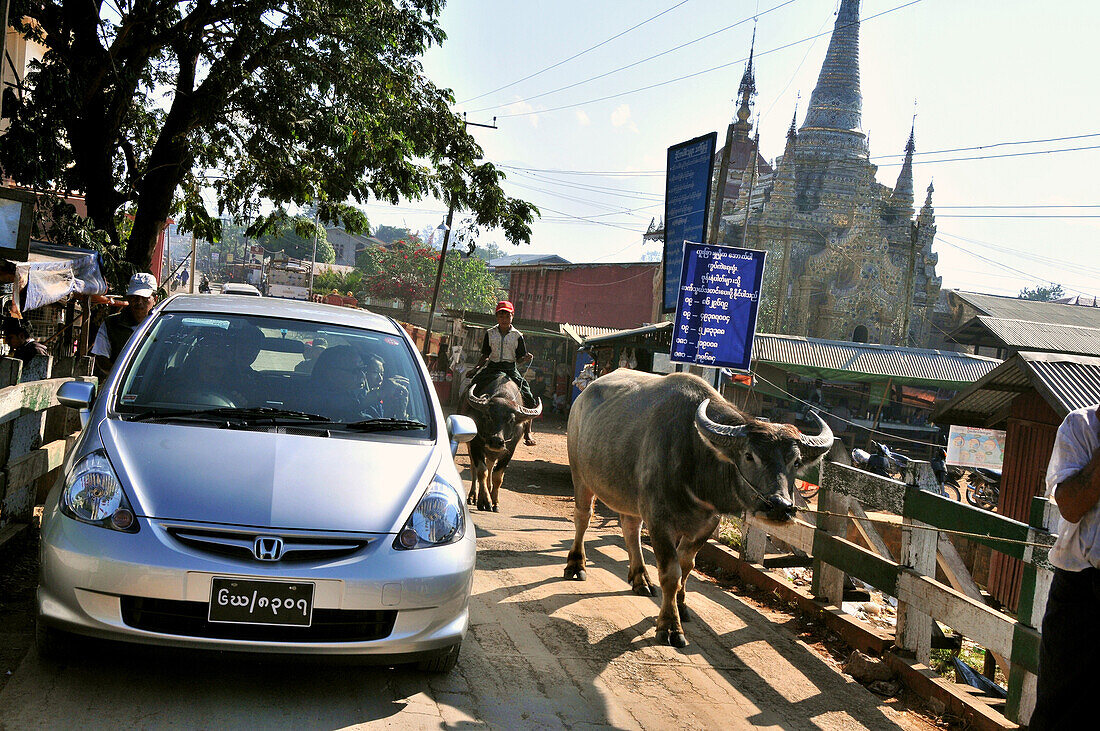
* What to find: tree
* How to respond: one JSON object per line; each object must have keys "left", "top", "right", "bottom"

{"left": 261, "top": 218, "right": 335, "bottom": 264}
{"left": 356, "top": 240, "right": 503, "bottom": 319}
{"left": 372, "top": 225, "right": 410, "bottom": 245}
{"left": 1018, "top": 283, "right": 1065, "bottom": 301}
{"left": 0, "top": 1, "right": 537, "bottom": 285}
{"left": 357, "top": 241, "right": 438, "bottom": 320}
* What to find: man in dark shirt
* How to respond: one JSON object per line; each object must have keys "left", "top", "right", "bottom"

{"left": 2, "top": 319, "right": 49, "bottom": 378}
{"left": 91, "top": 272, "right": 158, "bottom": 380}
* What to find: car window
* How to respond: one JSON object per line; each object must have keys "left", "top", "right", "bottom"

{"left": 115, "top": 312, "right": 432, "bottom": 434}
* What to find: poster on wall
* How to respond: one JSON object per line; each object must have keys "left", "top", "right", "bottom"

{"left": 662, "top": 132, "right": 717, "bottom": 313}
{"left": 945, "top": 425, "right": 1006, "bottom": 470}
{"left": 670, "top": 242, "right": 767, "bottom": 372}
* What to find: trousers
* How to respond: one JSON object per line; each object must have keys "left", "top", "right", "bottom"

{"left": 1030, "top": 566, "right": 1100, "bottom": 729}
{"left": 470, "top": 361, "right": 536, "bottom": 408}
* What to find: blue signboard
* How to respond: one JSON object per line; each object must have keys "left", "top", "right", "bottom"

{"left": 670, "top": 242, "right": 767, "bottom": 372}
{"left": 662, "top": 133, "right": 717, "bottom": 313}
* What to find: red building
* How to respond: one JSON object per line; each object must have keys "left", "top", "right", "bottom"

{"left": 497, "top": 262, "right": 660, "bottom": 329}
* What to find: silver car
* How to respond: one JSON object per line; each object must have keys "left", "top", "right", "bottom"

{"left": 39, "top": 295, "right": 478, "bottom": 671}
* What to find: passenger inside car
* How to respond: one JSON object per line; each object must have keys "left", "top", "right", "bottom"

{"left": 309, "top": 345, "right": 411, "bottom": 421}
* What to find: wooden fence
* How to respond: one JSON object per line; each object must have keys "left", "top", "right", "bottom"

{"left": 0, "top": 354, "right": 94, "bottom": 548}
{"left": 738, "top": 460, "right": 1055, "bottom": 727}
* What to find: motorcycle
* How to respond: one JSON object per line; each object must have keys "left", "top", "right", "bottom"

{"left": 966, "top": 467, "right": 1001, "bottom": 511}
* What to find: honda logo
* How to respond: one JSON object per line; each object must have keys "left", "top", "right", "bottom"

{"left": 253, "top": 536, "right": 284, "bottom": 561}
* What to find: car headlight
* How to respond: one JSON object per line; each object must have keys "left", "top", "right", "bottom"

{"left": 394, "top": 478, "right": 465, "bottom": 550}
{"left": 59, "top": 450, "right": 138, "bottom": 532}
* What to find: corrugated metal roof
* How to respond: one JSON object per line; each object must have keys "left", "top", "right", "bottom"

{"left": 578, "top": 328, "right": 999, "bottom": 386}
{"left": 933, "top": 351, "right": 1100, "bottom": 427}
{"left": 969, "top": 317, "right": 1100, "bottom": 356}
{"left": 562, "top": 323, "right": 620, "bottom": 340}
{"left": 951, "top": 290, "right": 1100, "bottom": 328}
{"left": 1027, "top": 355, "right": 1100, "bottom": 416}
{"left": 750, "top": 333, "right": 1001, "bottom": 386}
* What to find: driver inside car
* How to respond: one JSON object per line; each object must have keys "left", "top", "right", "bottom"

{"left": 310, "top": 346, "right": 410, "bottom": 422}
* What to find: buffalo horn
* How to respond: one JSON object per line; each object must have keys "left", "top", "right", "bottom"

{"left": 799, "top": 410, "right": 835, "bottom": 449}
{"left": 694, "top": 399, "right": 749, "bottom": 443}
{"left": 516, "top": 397, "right": 543, "bottom": 418}
{"left": 466, "top": 385, "right": 491, "bottom": 413}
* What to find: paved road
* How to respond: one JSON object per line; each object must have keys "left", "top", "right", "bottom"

{"left": 0, "top": 431, "right": 924, "bottom": 729}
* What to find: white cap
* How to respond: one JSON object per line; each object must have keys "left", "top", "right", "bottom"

{"left": 125, "top": 272, "right": 157, "bottom": 298}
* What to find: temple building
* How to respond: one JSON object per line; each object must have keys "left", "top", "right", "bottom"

{"left": 714, "top": 0, "right": 941, "bottom": 347}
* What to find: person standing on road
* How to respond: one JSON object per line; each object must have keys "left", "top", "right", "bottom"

{"left": 471, "top": 300, "right": 538, "bottom": 446}
{"left": 1031, "top": 403, "right": 1100, "bottom": 730}
{"left": 91, "top": 273, "right": 158, "bottom": 380}
{"left": 2, "top": 319, "right": 49, "bottom": 378}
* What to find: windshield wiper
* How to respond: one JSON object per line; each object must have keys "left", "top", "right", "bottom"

{"left": 125, "top": 406, "right": 330, "bottom": 424}
{"left": 343, "top": 417, "right": 427, "bottom": 432}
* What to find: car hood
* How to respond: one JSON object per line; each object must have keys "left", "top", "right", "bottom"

{"left": 100, "top": 420, "right": 437, "bottom": 533}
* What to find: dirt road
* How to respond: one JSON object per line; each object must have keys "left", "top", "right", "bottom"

{"left": 0, "top": 417, "right": 931, "bottom": 729}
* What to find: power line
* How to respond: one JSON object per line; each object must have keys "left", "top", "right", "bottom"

{"left": 494, "top": 0, "right": 925, "bottom": 119}
{"left": 503, "top": 179, "right": 654, "bottom": 219}
{"left": 871, "top": 131, "right": 1100, "bottom": 160}
{"left": 501, "top": 132, "right": 1100, "bottom": 177}
{"left": 466, "top": 0, "right": 797, "bottom": 114}
{"left": 937, "top": 229, "right": 1100, "bottom": 277}
{"left": 875, "top": 143, "right": 1100, "bottom": 167}
{"left": 507, "top": 168, "right": 663, "bottom": 199}
{"left": 457, "top": 0, "right": 695, "bottom": 105}
{"left": 934, "top": 236, "right": 1095, "bottom": 297}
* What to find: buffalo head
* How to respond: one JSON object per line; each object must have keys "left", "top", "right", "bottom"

{"left": 694, "top": 399, "right": 833, "bottom": 522}
{"left": 466, "top": 384, "right": 542, "bottom": 452}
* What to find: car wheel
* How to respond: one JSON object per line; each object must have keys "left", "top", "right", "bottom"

{"left": 35, "top": 619, "right": 71, "bottom": 663}
{"left": 416, "top": 642, "right": 460, "bottom": 673}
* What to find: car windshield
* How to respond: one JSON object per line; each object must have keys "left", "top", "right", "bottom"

{"left": 114, "top": 312, "right": 431, "bottom": 435}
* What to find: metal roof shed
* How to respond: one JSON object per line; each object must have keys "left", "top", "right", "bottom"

{"left": 931, "top": 351, "right": 1100, "bottom": 611}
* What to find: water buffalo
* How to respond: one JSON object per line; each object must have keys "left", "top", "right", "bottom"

{"left": 459, "top": 371, "right": 543, "bottom": 512}
{"left": 565, "top": 369, "right": 833, "bottom": 647}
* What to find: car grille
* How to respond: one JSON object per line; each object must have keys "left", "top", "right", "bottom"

{"left": 120, "top": 597, "right": 397, "bottom": 642}
{"left": 165, "top": 526, "right": 368, "bottom": 563}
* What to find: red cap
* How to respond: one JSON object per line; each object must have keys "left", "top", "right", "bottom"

{"left": 495, "top": 300, "right": 515, "bottom": 314}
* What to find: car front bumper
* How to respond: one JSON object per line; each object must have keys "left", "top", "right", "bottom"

{"left": 37, "top": 499, "right": 475, "bottom": 656}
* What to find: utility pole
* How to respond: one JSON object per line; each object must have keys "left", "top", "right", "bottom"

{"left": 708, "top": 121, "right": 735, "bottom": 245}
{"left": 422, "top": 115, "right": 498, "bottom": 357}
{"left": 189, "top": 231, "right": 197, "bottom": 293}
{"left": 308, "top": 211, "right": 319, "bottom": 299}
{"left": 0, "top": 0, "right": 10, "bottom": 124}
{"left": 741, "top": 130, "right": 760, "bottom": 248}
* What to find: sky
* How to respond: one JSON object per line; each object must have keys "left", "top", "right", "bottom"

{"left": 359, "top": 0, "right": 1100, "bottom": 299}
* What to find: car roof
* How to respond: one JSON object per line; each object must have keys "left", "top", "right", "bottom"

{"left": 160, "top": 294, "right": 402, "bottom": 334}
{"left": 222, "top": 283, "right": 261, "bottom": 294}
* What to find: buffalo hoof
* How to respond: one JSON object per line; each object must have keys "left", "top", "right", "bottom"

{"left": 679, "top": 606, "right": 692, "bottom": 623}
{"left": 564, "top": 567, "right": 587, "bottom": 581}
{"left": 491, "top": 504, "right": 500, "bottom": 513}
{"left": 477, "top": 502, "right": 492, "bottom": 512}
{"left": 656, "top": 629, "right": 689, "bottom": 648}
{"left": 632, "top": 583, "right": 656, "bottom": 597}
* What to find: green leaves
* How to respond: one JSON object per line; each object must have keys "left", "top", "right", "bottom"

{"left": 0, "top": 0, "right": 537, "bottom": 275}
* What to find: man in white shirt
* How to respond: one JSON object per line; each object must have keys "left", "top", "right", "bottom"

{"left": 470, "top": 300, "right": 538, "bottom": 445}
{"left": 1031, "top": 404, "right": 1100, "bottom": 730}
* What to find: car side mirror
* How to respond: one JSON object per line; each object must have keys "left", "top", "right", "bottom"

{"left": 57, "top": 380, "right": 97, "bottom": 427}
{"left": 446, "top": 414, "right": 478, "bottom": 456}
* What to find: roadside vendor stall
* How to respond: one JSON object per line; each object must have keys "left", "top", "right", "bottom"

{"left": 2, "top": 240, "right": 107, "bottom": 360}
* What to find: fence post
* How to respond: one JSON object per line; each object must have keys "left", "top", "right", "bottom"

{"left": 740, "top": 513, "right": 769, "bottom": 564}
{"left": 1005, "top": 496, "right": 1057, "bottom": 725}
{"left": 896, "top": 487, "right": 937, "bottom": 665}
{"left": 811, "top": 484, "right": 846, "bottom": 606}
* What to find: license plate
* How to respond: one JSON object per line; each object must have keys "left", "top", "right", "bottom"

{"left": 208, "top": 577, "right": 314, "bottom": 626}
